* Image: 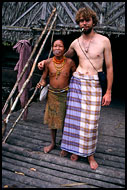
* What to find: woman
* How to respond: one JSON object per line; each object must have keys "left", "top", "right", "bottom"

{"left": 37, "top": 38, "right": 76, "bottom": 153}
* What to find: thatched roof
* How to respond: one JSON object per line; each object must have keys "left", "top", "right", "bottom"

{"left": 2, "top": 2, "right": 125, "bottom": 44}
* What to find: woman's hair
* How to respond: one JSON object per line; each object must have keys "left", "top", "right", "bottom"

{"left": 75, "top": 7, "right": 98, "bottom": 26}
{"left": 52, "top": 37, "right": 66, "bottom": 48}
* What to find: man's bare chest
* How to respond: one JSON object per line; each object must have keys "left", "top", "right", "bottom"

{"left": 75, "top": 38, "right": 104, "bottom": 60}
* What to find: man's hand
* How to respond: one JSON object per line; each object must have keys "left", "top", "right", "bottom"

{"left": 102, "top": 92, "right": 111, "bottom": 106}
{"left": 38, "top": 60, "right": 45, "bottom": 70}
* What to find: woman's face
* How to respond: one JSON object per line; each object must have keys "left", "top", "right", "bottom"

{"left": 52, "top": 40, "right": 65, "bottom": 57}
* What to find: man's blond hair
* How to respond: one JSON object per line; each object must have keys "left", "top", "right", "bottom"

{"left": 75, "top": 7, "right": 98, "bottom": 26}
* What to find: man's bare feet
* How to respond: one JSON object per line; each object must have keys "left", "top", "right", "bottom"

{"left": 43, "top": 144, "right": 55, "bottom": 153}
{"left": 60, "top": 150, "right": 68, "bottom": 157}
{"left": 70, "top": 154, "right": 78, "bottom": 161}
{"left": 88, "top": 155, "right": 98, "bottom": 170}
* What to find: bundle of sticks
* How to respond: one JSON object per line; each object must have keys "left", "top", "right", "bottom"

{"left": 2, "top": 8, "right": 57, "bottom": 143}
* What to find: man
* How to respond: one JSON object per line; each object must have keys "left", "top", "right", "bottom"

{"left": 60, "top": 7, "right": 113, "bottom": 170}
{"left": 38, "top": 7, "right": 113, "bottom": 170}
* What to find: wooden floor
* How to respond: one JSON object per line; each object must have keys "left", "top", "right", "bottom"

{"left": 2, "top": 98, "right": 125, "bottom": 188}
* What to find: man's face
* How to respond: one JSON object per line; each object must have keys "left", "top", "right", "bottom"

{"left": 79, "top": 17, "right": 94, "bottom": 34}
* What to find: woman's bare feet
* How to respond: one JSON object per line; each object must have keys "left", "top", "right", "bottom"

{"left": 70, "top": 154, "right": 78, "bottom": 161}
{"left": 88, "top": 155, "right": 98, "bottom": 170}
{"left": 43, "top": 144, "right": 55, "bottom": 153}
{"left": 60, "top": 150, "right": 68, "bottom": 157}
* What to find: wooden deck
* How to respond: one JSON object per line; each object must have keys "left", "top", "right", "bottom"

{"left": 2, "top": 98, "right": 125, "bottom": 188}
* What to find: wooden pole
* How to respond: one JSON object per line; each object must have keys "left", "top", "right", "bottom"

{"left": 2, "top": 7, "right": 56, "bottom": 115}
{"left": 3, "top": 87, "right": 38, "bottom": 143}
{"left": 3, "top": 12, "right": 57, "bottom": 128}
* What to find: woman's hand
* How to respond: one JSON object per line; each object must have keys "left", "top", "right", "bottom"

{"left": 36, "top": 82, "right": 44, "bottom": 88}
{"left": 38, "top": 60, "right": 45, "bottom": 70}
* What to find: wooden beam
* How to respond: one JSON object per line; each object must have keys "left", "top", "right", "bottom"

{"left": 49, "top": 2, "right": 64, "bottom": 24}
{"left": 11, "top": 2, "right": 40, "bottom": 26}
{"left": 40, "top": 2, "right": 47, "bottom": 20}
{"left": 60, "top": 2, "right": 76, "bottom": 24}
{"left": 67, "top": 2, "right": 78, "bottom": 13}
{"left": 27, "top": 5, "right": 43, "bottom": 27}
{"left": 2, "top": 24, "right": 125, "bottom": 35}
{"left": 93, "top": 2, "right": 102, "bottom": 13}
{"left": 106, "top": 2, "right": 125, "bottom": 18}
{"left": 105, "top": 9, "right": 125, "bottom": 25}
{"left": 82, "top": 2, "right": 94, "bottom": 11}
{"left": 99, "top": 2, "right": 107, "bottom": 24}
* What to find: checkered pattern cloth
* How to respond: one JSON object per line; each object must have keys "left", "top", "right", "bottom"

{"left": 61, "top": 72, "right": 102, "bottom": 157}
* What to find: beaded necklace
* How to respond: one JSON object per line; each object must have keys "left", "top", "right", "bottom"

{"left": 53, "top": 56, "right": 66, "bottom": 79}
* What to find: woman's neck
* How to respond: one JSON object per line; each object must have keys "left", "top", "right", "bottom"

{"left": 54, "top": 55, "right": 64, "bottom": 60}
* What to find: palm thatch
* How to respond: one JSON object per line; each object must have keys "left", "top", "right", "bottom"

{"left": 2, "top": 2, "right": 125, "bottom": 44}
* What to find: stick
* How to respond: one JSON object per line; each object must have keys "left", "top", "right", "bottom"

{"left": 3, "top": 12, "right": 57, "bottom": 126}
{"left": 2, "top": 7, "right": 56, "bottom": 115}
{"left": 2, "top": 87, "right": 38, "bottom": 143}
{"left": 2, "top": 16, "right": 56, "bottom": 142}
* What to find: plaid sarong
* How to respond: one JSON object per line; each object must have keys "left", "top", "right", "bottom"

{"left": 44, "top": 85, "right": 68, "bottom": 129}
{"left": 61, "top": 72, "right": 102, "bottom": 157}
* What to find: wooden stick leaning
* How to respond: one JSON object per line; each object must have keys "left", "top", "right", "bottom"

{"left": 2, "top": 13, "right": 57, "bottom": 143}
{"left": 2, "top": 87, "right": 38, "bottom": 143}
{"left": 2, "top": 7, "right": 56, "bottom": 115}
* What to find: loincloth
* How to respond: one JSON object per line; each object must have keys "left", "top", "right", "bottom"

{"left": 44, "top": 85, "right": 68, "bottom": 129}
{"left": 61, "top": 72, "right": 102, "bottom": 157}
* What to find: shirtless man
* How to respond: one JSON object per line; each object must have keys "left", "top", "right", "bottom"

{"left": 38, "top": 7, "right": 113, "bottom": 170}
{"left": 37, "top": 38, "right": 76, "bottom": 153}
{"left": 60, "top": 7, "right": 113, "bottom": 170}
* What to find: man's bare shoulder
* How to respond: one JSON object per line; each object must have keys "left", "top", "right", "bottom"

{"left": 96, "top": 33, "right": 110, "bottom": 42}
{"left": 70, "top": 38, "right": 79, "bottom": 47}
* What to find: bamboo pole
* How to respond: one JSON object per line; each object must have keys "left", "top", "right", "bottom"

{"left": 3, "top": 12, "right": 57, "bottom": 128}
{"left": 2, "top": 7, "right": 56, "bottom": 115}
{"left": 3, "top": 13, "right": 57, "bottom": 143}
{"left": 3, "top": 87, "right": 38, "bottom": 143}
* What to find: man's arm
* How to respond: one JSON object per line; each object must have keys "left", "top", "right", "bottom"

{"left": 102, "top": 38, "right": 113, "bottom": 106}
{"left": 64, "top": 42, "right": 76, "bottom": 58}
{"left": 71, "top": 60, "right": 77, "bottom": 73}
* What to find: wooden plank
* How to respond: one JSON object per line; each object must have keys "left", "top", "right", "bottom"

{"left": 82, "top": 2, "right": 95, "bottom": 11}
{"left": 3, "top": 138, "right": 125, "bottom": 171}
{"left": 2, "top": 144, "right": 125, "bottom": 180}
{"left": 6, "top": 127, "right": 125, "bottom": 153}
{"left": 67, "top": 2, "right": 78, "bottom": 13}
{"left": 6, "top": 128, "right": 125, "bottom": 160}
{"left": 2, "top": 151, "right": 125, "bottom": 187}
{"left": 5, "top": 123, "right": 125, "bottom": 150}
{"left": 60, "top": 2, "right": 76, "bottom": 24}
{"left": 2, "top": 160, "right": 96, "bottom": 188}
{"left": 106, "top": 9, "right": 125, "bottom": 25}
{"left": 106, "top": 2, "right": 125, "bottom": 18}
{"left": 11, "top": 2, "right": 40, "bottom": 26}
{"left": 27, "top": 5, "right": 43, "bottom": 27}
{"left": 3, "top": 137, "right": 125, "bottom": 171}
{"left": 40, "top": 2, "right": 47, "bottom": 20}
{"left": 2, "top": 177, "right": 34, "bottom": 188}
{"left": 2, "top": 154, "right": 124, "bottom": 188}
{"left": 2, "top": 169, "right": 59, "bottom": 188}
{"left": 49, "top": 2, "right": 65, "bottom": 24}
{"left": 93, "top": 2, "right": 102, "bottom": 13}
